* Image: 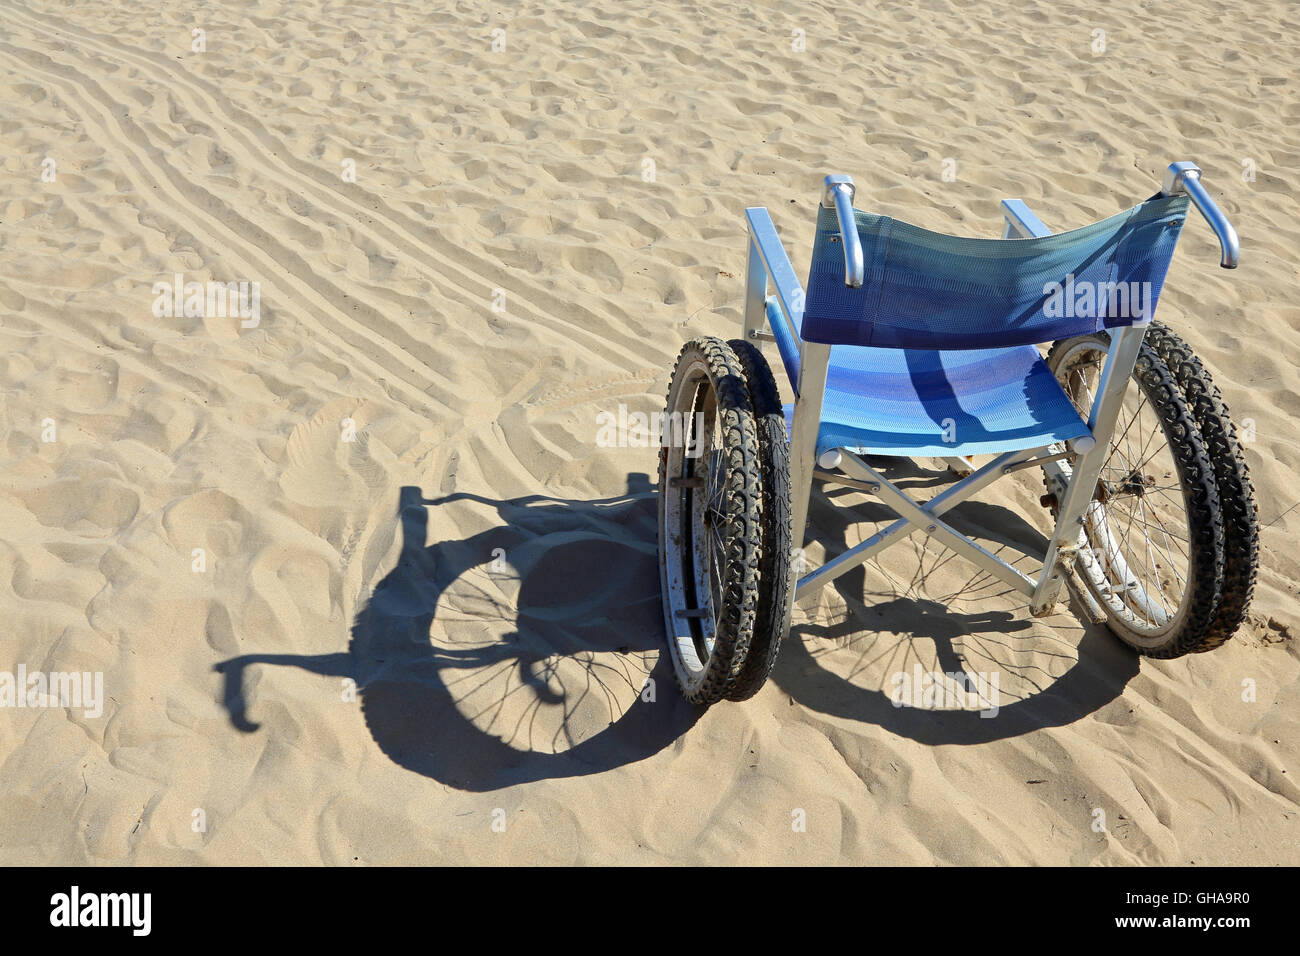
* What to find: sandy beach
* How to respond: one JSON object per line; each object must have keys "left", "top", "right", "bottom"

{"left": 0, "top": 0, "right": 1297, "bottom": 864}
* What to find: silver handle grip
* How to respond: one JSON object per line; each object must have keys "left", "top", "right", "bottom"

{"left": 1161, "top": 162, "right": 1240, "bottom": 269}
{"left": 822, "top": 174, "right": 865, "bottom": 288}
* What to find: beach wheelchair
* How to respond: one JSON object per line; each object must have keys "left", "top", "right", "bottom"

{"left": 658, "top": 162, "right": 1258, "bottom": 704}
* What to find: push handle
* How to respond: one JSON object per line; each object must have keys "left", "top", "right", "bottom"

{"left": 1161, "top": 162, "right": 1240, "bottom": 269}
{"left": 822, "top": 174, "right": 865, "bottom": 288}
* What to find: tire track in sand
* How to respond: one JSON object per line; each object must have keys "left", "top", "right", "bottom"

{"left": 1, "top": 2, "right": 665, "bottom": 378}
{"left": 0, "top": 39, "right": 469, "bottom": 417}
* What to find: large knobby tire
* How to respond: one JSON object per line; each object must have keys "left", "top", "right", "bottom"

{"left": 658, "top": 337, "right": 762, "bottom": 704}
{"left": 1046, "top": 332, "right": 1225, "bottom": 658}
{"left": 1143, "top": 321, "right": 1259, "bottom": 650}
{"left": 725, "top": 338, "right": 792, "bottom": 701}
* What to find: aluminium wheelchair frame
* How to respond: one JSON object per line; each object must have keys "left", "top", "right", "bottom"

{"left": 739, "top": 162, "right": 1240, "bottom": 637}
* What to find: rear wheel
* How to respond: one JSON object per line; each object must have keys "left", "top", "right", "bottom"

{"left": 1046, "top": 333, "right": 1225, "bottom": 658}
{"left": 658, "top": 337, "right": 763, "bottom": 703}
{"left": 1144, "top": 322, "right": 1259, "bottom": 650}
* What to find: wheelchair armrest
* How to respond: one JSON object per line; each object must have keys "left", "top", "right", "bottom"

{"left": 745, "top": 207, "right": 805, "bottom": 330}
{"left": 1000, "top": 199, "right": 1052, "bottom": 238}
{"left": 744, "top": 207, "right": 807, "bottom": 391}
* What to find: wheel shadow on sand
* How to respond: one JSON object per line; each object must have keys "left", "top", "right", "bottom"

{"left": 770, "top": 461, "right": 1141, "bottom": 743}
{"left": 215, "top": 474, "right": 701, "bottom": 793}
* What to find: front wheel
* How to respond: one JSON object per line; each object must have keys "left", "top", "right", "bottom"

{"left": 1046, "top": 333, "right": 1225, "bottom": 658}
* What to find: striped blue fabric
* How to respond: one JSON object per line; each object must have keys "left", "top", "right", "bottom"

{"left": 785, "top": 344, "right": 1093, "bottom": 457}
{"left": 802, "top": 195, "right": 1190, "bottom": 349}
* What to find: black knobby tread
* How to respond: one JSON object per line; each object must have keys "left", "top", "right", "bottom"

{"left": 1130, "top": 346, "right": 1226, "bottom": 656}
{"left": 658, "top": 336, "right": 763, "bottom": 704}
{"left": 1045, "top": 333, "right": 1225, "bottom": 658}
{"left": 1144, "top": 321, "right": 1259, "bottom": 650}
{"left": 725, "top": 338, "right": 792, "bottom": 701}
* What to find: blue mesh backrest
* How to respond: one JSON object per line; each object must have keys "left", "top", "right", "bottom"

{"left": 802, "top": 194, "right": 1190, "bottom": 349}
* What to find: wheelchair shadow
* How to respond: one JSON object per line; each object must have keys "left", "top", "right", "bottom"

{"left": 773, "top": 465, "right": 1141, "bottom": 744}
{"left": 213, "top": 463, "right": 1139, "bottom": 784}
{"left": 214, "top": 474, "right": 701, "bottom": 792}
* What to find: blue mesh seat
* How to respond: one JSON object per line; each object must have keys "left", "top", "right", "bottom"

{"left": 782, "top": 343, "right": 1090, "bottom": 458}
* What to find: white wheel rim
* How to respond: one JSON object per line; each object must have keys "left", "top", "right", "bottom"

{"left": 1055, "top": 340, "right": 1193, "bottom": 643}
{"left": 661, "top": 360, "right": 728, "bottom": 688}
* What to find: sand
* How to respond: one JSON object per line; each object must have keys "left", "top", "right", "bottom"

{"left": 0, "top": 0, "right": 1296, "bottom": 864}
